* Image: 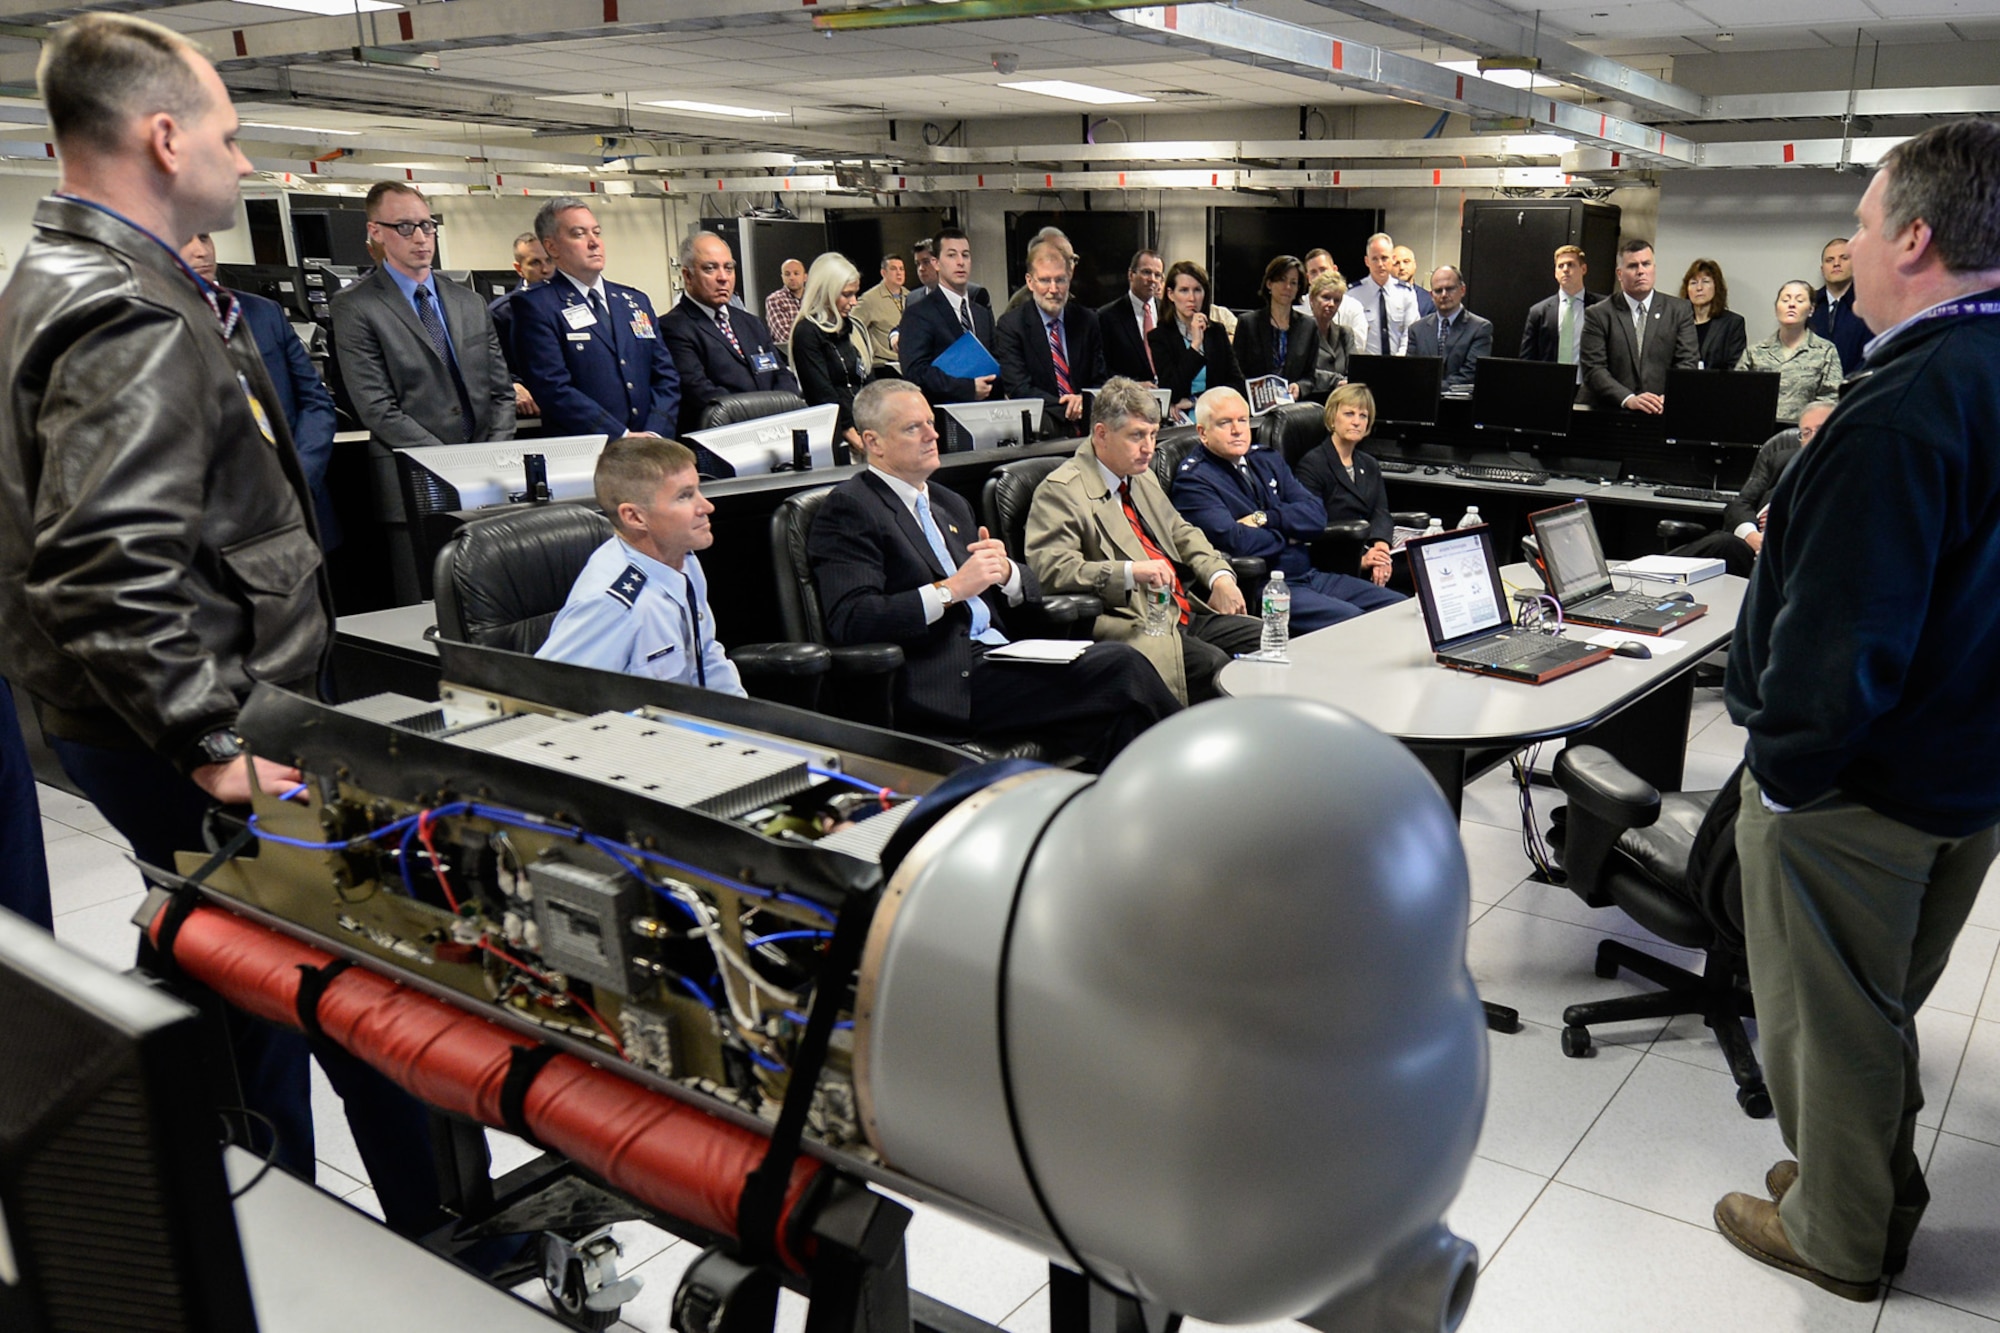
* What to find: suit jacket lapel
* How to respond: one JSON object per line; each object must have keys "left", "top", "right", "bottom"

{"left": 862, "top": 471, "right": 949, "bottom": 581}
{"left": 1082, "top": 455, "right": 1148, "bottom": 564}
{"left": 373, "top": 270, "right": 443, "bottom": 366}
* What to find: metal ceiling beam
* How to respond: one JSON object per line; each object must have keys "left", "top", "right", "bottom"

{"left": 1702, "top": 84, "right": 2000, "bottom": 123}
{"left": 811, "top": 0, "right": 1158, "bottom": 29}
{"left": 0, "top": 0, "right": 175, "bottom": 24}
{"left": 1088, "top": 5, "right": 1697, "bottom": 167}
{"left": 1293, "top": 0, "right": 1707, "bottom": 121}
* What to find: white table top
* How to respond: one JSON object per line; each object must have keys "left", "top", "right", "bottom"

{"left": 336, "top": 601, "right": 440, "bottom": 657}
{"left": 1219, "top": 562, "right": 1744, "bottom": 748}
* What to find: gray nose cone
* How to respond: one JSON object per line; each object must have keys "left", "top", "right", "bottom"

{"left": 1005, "top": 697, "right": 1487, "bottom": 1322}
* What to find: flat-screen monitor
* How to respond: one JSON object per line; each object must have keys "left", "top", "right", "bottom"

{"left": 1663, "top": 368, "right": 1782, "bottom": 446}
{"left": 469, "top": 269, "right": 523, "bottom": 302}
{"left": 1347, "top": 354, "right": 1444, "bottom": 427}
{"left": 396, "top": 433, "right": 612, "bottom": 511}
{"left": 0, "top": 908, "right": 259, "bottom": 1333}
{"left": 1471, "top": 357, "right": 1578, "bottom": 438}
{"left": 687, "top": 403, "right": 842, "bottom": 474}
{"left": 937, "top": 399, "right": 1045, "bottom": 452}
{"left": 216, "top": 263, "right": 310, "bottom": 320}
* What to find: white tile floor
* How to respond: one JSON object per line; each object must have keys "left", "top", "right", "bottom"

{"left": 36, "top": 688, "right": 2000, "bottom": 1333}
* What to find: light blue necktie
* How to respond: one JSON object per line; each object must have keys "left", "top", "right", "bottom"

{"left": 915, "top": 492, "right": 1005, "bottom": 645}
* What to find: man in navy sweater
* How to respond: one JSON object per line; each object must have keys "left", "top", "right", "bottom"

{"left": 1716, "top": 118, "right": 2000, "bottom": 1304}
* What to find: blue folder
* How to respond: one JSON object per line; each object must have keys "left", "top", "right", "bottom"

{"left": 932, "top": 331, "right": 1002, "bottom": 380}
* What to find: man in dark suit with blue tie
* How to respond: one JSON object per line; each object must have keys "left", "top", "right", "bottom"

{"left": 808, "top": 379, "right": 1177, "bottom": 771}
{"left": 658, "top": 230, "right": 798, "bottom": 437}
{"left": 1404, "top": 267, "right": 1494, "bottom": 391}
{"left": 995, "top": 239, "right": 1107, "bottom": 435}
{"left": 896, "top": 227, "right": 998, "bottom": 406}
{"left": 513, "top": 198, "right": 731, "bottom": 475}
{"left": 184, "top": 232, "right": 340, "bottom": 545}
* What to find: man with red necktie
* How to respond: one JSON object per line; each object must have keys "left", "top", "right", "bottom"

{"left": 996, "top": 239, "right": 1107, "bottom": 437}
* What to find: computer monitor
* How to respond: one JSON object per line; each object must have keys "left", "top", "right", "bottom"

{"left": 936, "top": 399, "right": 1045, "bottom": 452}
{"left": 0, "top": 909, "right": 259, "bottom": 1333}
{"left": 1471, "top": 357, "right": 1577, "bottom": 438}
{"left": 216, "top": 263, "right": 311, "bottom": 320}
{"left": 1662, "top": 368, "right": 1782, "bottom": 446}
{"left": 1347, "top": 355, "right": 1443, "bottom": 426}
{"left": 1081, "top": 385, "right": 1174, "bottom": 422}
{"left": 686, "top": 403, "right": 842, "bottom": 474}
{"left": 395, "top": 434, "right": 612, "bottom": 512}
{"left": 469, "top": 269, "right": 525, "bottom": 302}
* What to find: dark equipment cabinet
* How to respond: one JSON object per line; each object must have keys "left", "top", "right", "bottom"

{"left": 1460, "top": 199, "right": 1621, "bottom": 358}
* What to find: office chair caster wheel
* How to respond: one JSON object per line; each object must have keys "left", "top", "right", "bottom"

{"left": 1738, "top": 1084, "right": 1773, "bottom": 1119}
{"left": 1561, "top": 1025, "right": 1593, "bottom": 1058}
{"left": 541, "top": 1229, "right": 634, "bottom": 1331}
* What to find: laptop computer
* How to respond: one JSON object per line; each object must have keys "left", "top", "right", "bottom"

{"left": 1405, "top": 524, "right": 1613, "bottom": 684}
{"left": 1525, "top": 500, "right": 1709, "bottom": 636}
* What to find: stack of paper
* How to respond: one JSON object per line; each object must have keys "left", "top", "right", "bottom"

{"left": 986, "top": 639, "right": 1091, "bottom": 665}
{"left": 1609, "top": 554, "right": 1726, "bottom": 584}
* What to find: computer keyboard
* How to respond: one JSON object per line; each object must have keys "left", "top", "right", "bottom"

{"left": 1652, "top": 486, "right": 1738, "bottom": 503}
{"left": 1450, "top": 463, "right": 1549, "bottom": 486}
{"left": 1376, "top": 459, "right": 1419, "bottom": 474}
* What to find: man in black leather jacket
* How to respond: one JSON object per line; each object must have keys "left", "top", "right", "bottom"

{"left": 0, "top": 13, "right": 445, "bottom": 1233}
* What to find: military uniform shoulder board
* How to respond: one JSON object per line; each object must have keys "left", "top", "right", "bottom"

{"left": 607, "top": 564, "right": 648, "bottom": 608}
{"left": 1177, "top": 451, "right": 1203, "bottom": 473}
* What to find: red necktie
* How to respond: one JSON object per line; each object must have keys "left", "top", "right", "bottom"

{"left": 1047, "top": 315, "right": 1073, "bottom": 395}
{"left": 1119, "top": 479, "right": 1189, "bottom": 624}
{"left": 714, "top": 307, "right": 745, "bottom": 359}
{"left": 1140, "top": 299, "right": 1157, "bottom": 377}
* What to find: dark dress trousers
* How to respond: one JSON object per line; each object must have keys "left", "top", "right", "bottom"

{"left": 1232, "top": 310, "right": 1320, "bottom": 391}
{"left": 659, "top": 294, "right": 799, "bottom": 437}
{"left": 897, "top": 286, "right": 997, "bottom": 405}
{"left": 1695, "top": 310, "right": 1749, "bottom": 372}
{"left": 1172, "top": 445, "right": 1402, "bottom": 632}
{"left": 1096, "top": 295, "right": 1158, "bottom": 383}
{"left": 1295, "top": 442, "right": 1396, "bottom": 547}
{"left": 807, "top": 469, "right": 1177, "bottom": 771}
{"left": 331, "top": 266, "right": 517, "bottom": 446}
{"left": 1405, "top": 309, "right": 1495, "bottom": 391}
{"left": 790, "top": 317, "right": 868, "bottom": 439}
{"left": 236, "top": 288, "right": 339, "bottom": 546}
{"left": 512, "top": 275, "right": 679, "bottom": 435}
{"left": 995, "top": 300, "right": 1108, "bottom": 434}
{"left": 1578, "top": 292, "right": 1700, "bottom": 408}
{"left": 1148, "top": 319, "right": 1246, "bottom": 405}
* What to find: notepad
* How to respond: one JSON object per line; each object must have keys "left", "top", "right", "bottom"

{"left": 985, "top": 639, "right": 1091, "bottom": 664}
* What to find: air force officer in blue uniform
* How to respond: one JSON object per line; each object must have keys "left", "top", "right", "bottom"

{"left": 513, "top": 197, "right": 732, "bottom": 476}
{"left": 1172, "top": 387, "right": 1401, "bottom": 632}
{"left": 538, "top": 437, "right": 744, "bottom": 695}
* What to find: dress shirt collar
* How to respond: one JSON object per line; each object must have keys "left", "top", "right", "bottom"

{"left": 1624, "top": 291, "right": 1651, "bottom": 318}
{"left": 1128, "top": 291, "right": 1155, "bottom": 323}
{"left": 1094, "top": 456, "right": 1130, "bottom": 497}
{"left": 938, "top": 286, "right": 973, "bottom": 324}
{"left": 1439, "top": 309, "right": 1460, "bottom": 334}
{"left": 869, "top": 464, "right": 932, "bottom": 518}
{"left": 383, "top": 263, "right": 439, "bottom": 309}
{"left": 561, "top": 269, "right": 608, "bottom": 304}
{"left": 615, "top": 536, "right": 694, "bottom": 595}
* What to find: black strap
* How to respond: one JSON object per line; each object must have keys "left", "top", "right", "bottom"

{"left": 499, "top": 1043, "right": 564, "bottom": 1150}
{"left": 149, "top": 821, "right": 256, "bottom": 979}
{"left": 293, "top": 958, "right": 354, "bottom": 1043}
{"left": 734, "top": 894, "right": 876, "bottom": 1266}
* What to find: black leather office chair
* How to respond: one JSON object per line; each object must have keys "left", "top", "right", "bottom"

{"left": 979, "top": 456, "right": 1103, "bottom": 639}
{"left": 769, "top": 486, "right": 905, "bottom": 727}
{"left": 698, "top": 390, "right": 809, "bottom": 431}
{"left": 1551, "top": 745, "right": 1769, "bottom": 1118}
{"left": 1260, "top": 401, "right": 1327, "bottom": 469}
{"left": 432, "top": 501, "right": 830, "bottom": 709}
{"left": 1144, "top": 426, "right": 1268, "bottom": 588}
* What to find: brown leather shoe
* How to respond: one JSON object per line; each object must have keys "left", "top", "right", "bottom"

{"left": 1714, "top": 1192, "right": 1880, "bottom": 1302}
{"left": 1761, "top": 1161, "right": 1907, "bottom": 1275}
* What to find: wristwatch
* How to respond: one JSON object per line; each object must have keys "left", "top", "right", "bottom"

{"left": 932, "top": 581, "right": 955, "bottom": 606}
{"left": 193, "top": 728, "right": 246, "bottom": 767}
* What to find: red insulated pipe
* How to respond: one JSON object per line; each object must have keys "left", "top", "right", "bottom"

{"left": 146, "top": 900, "right": 821, "bottom": 1271}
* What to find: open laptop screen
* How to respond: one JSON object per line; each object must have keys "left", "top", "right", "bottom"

{"left": 1407, "top": 527, "right": 1510, "bottom": 649}
{"left": 1528, "top": 500, "right": 1614, "bottom": 604}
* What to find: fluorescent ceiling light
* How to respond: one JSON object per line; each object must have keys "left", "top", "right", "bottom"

{"left": 241, "top": 121, "right": 363, "bottom": 137}
{"left": 641, "top": 99, "right": 788, "bottom": 119}
{"left": 998, "top": 80, "right": 1154, "bottom": 106}
{"left": 1438, "top": 60, "right": 1539, "bottom": 90}
{"left": 241, "top": 0, "right": 399, "bottom": 14}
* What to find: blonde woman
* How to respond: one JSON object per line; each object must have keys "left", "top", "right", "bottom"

{"left": 789, "top": 252, "right": 872, "bottom": 453}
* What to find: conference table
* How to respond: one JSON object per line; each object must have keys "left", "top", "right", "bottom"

{"left": 1217, "top": 563, "right": 1747, "bottom": 819}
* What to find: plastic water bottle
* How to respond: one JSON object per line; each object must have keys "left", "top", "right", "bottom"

{"left": 1457, "top": 504, "right": 1483, "bottom": 530}
{"left": 1260, "top": 570, "right": 1291, "bottom": 654}
{"left": 1425, "top": 517, "right": 1445, "bottom": 538}
{"left": 1140, "top": 585, "right": 1175, "bottom": 637}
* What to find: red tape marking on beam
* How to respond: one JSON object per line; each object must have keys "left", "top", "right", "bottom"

{"left": 398, "top": 11, "right": 413, "bottom": 40}
{"left": 1331, "top": 42, "right": 1343, "bottom": 71}
{"left": 234, "top": 30, "right": 247, "bottom": 57}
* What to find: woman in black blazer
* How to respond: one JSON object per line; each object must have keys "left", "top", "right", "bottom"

{"left": 1680, "top": 257, "right": 1748, "bottom": 372}
{"left": 1148, "top": 259, "right": 1244, "bottom": 421}
{"left": 1232, "top": 254, "right": 1319, "bottom": 400}
{"left": 1294, "top": 383, "right": 1396, "bottom": 588}
{"left": 788, "top": 253, "right": 870, "bottom": 452}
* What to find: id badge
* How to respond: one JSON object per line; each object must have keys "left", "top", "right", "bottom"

{"left": 750, "top": 350, "right": 779, "bottom": 374}
{"left": 237, "top": 372, "right": 276, "bottom": 446}
{"left": 562, "top": 302, "right": 597, "bottom": 329}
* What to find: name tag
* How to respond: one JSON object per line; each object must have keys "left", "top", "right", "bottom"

{"left": 567, "top": 331, "right": 592, "bottom": 343}
{"left": 562, "top": 303, "right": 597, "bottom": 330}
{"left": 750, "top": 350, "right": 780, "bottom": 374}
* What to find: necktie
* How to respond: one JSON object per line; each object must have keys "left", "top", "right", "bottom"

{"left": 1559, "top": 296, "right": 1578, "bottom": 364}
{"left": 1047, "top": 315, "right": 1073, "bottom": 395}
{"left": 1140, "top": 299, "right": 1158, "bottom": 377}
{"left": 1118, "top": 479, "right": 1189, "bottom": 625}
{"left": 955, "top": 295, "right": 975, "bottom": 336}
{"left": 915, "top": 492, "right": 1004, "bottom": 644}
{"left": 1632, "top": 299, "right": 1647, "bottom": 356}
{"left": 414, "top": 284, "right": 476, "bottom": 440}
{"left": 678, "top": 595, "right": 707, "bottom": 688}
{"left": 1376, "top": 284, "right": 1390, "bottom": 355}
{"left": 588, "top": 287, "right": 608, "bottom": 327}
{"left": 1234, "top": 461, "right": 1261, "bottom": 505}
{"left": 714, "top": 307, "right": 746, "bottom": 360}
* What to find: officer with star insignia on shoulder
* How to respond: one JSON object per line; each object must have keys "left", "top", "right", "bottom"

{"left": 536, "top": 436, "right": 744, "bottom": 695}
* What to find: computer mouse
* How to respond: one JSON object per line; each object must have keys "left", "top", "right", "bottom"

{"left": 1666, "top": 591, "right": 1696, "bottom": 603}
{"left": 1423, "top": 465, "right": 1441, "bottom": 475}
{"left": 1612, "top": 641, "right": 1653, "bottom": 660}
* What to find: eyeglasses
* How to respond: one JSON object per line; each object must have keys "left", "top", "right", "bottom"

{"left": 1430, "top": 283, "right": 1462, "bottom": 295}
{"left": 375, "top": 219, "right": 441, "bottom": 237}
